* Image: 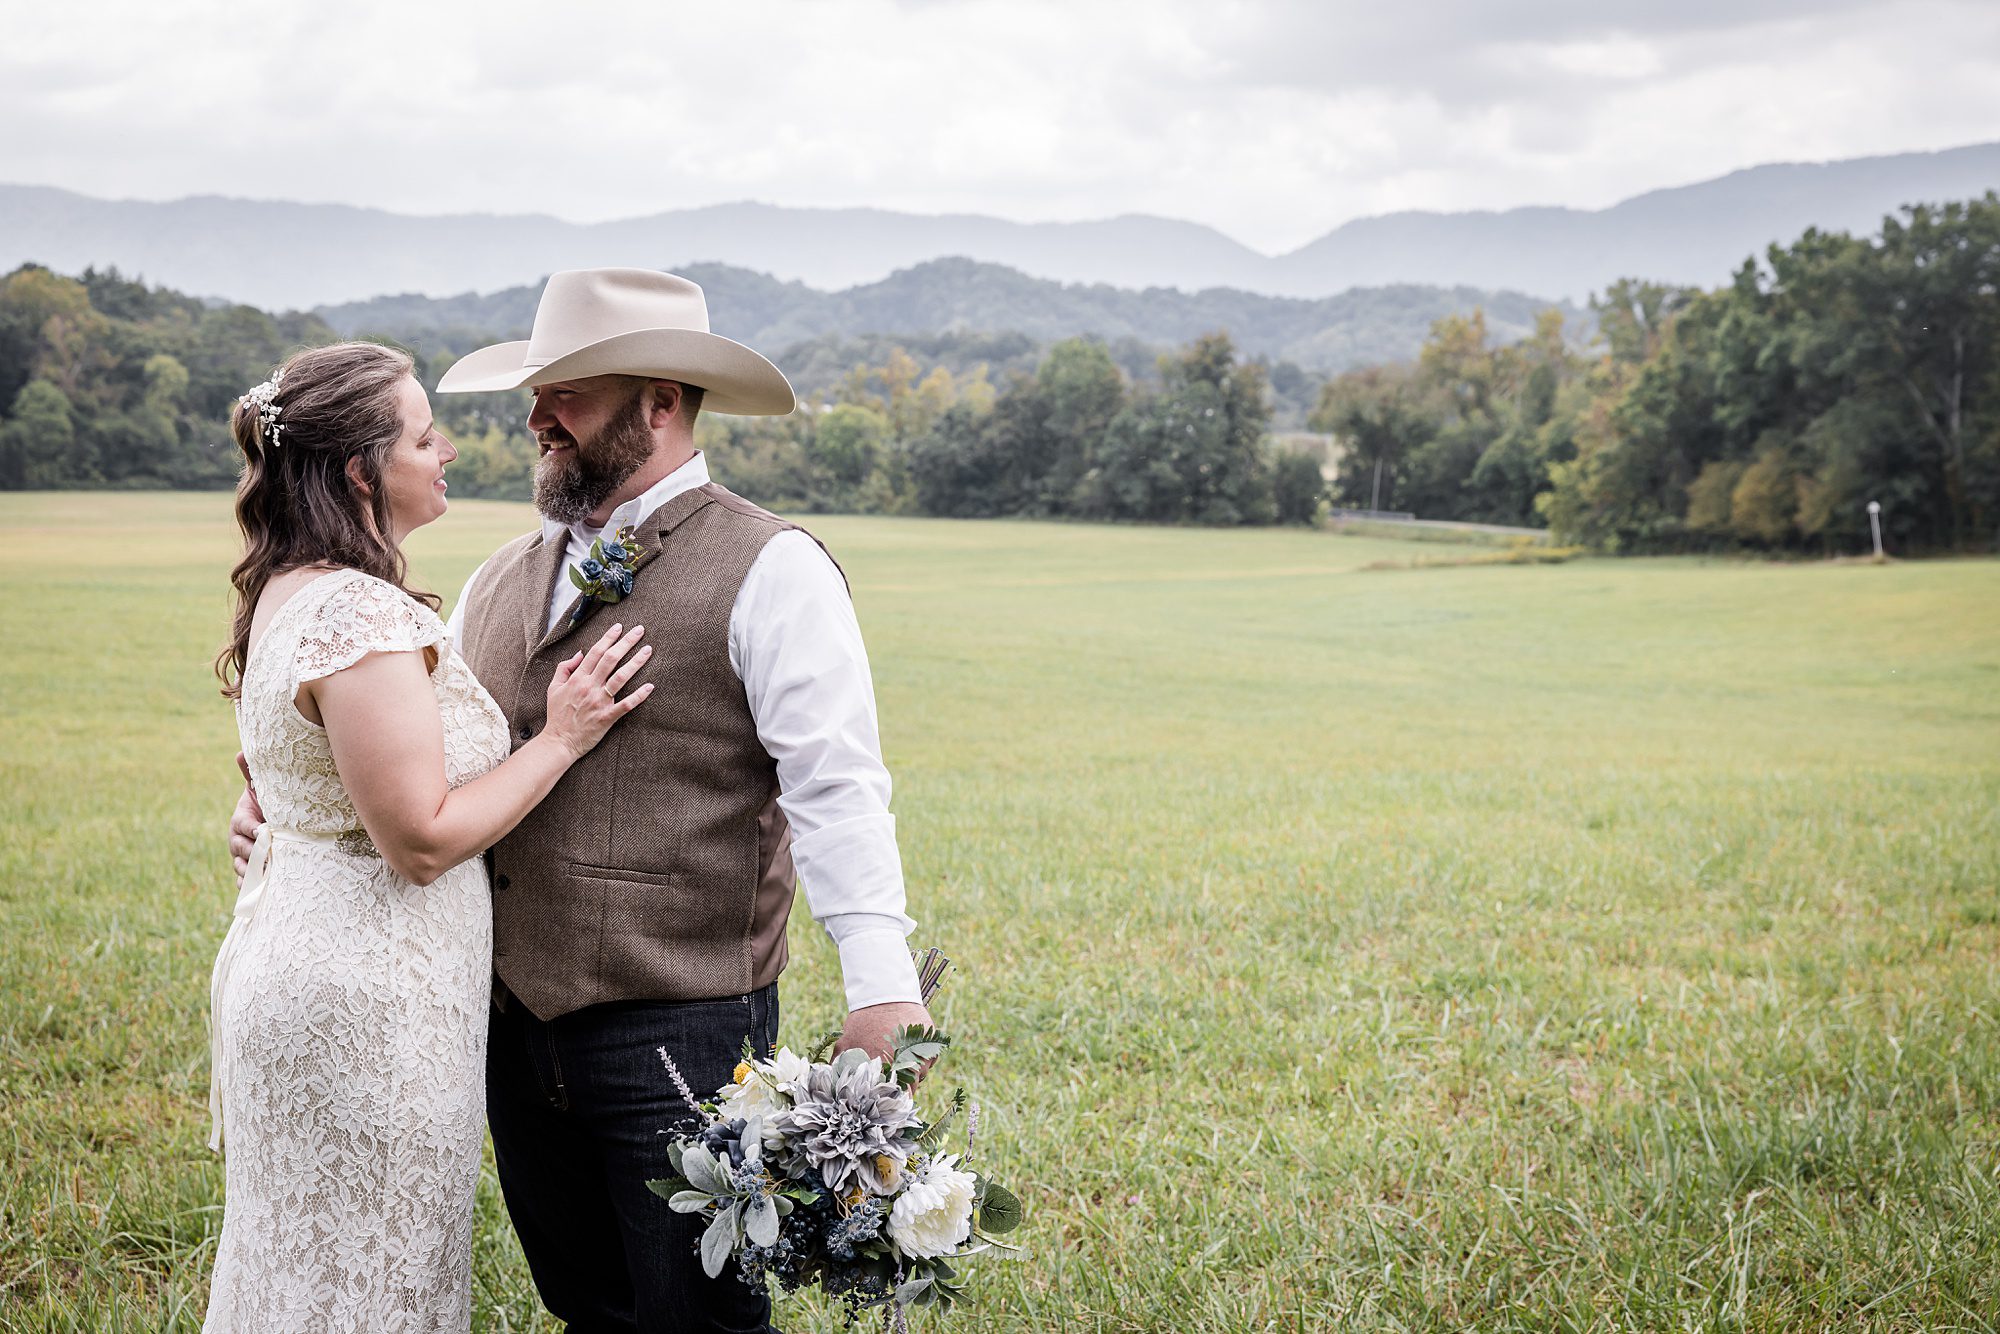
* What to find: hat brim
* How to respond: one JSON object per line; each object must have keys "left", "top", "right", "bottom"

{"left": 435, "top": 327, "right": 795, "bottom": 416}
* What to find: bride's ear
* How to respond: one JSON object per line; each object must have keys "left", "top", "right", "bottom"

{"left": 344, "top": 456, "right": 373, "bottom": 496}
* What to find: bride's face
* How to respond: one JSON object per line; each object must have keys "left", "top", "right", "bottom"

{"left": 377, "top": 375, "right": 458, "bottom": 542}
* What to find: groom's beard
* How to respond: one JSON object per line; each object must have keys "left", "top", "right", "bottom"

{"left": 532, "top": 391, "right": 654, "bottom": 525}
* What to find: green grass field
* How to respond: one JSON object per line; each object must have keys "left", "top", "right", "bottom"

{"left": 3, "top": 491, "right": 1997, "bottom": 1332}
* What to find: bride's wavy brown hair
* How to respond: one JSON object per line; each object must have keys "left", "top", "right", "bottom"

{"left": 215, "top": 342, "right": 442, "bottom": 698}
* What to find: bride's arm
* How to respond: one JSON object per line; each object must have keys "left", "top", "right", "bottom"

{"left": 312, "top": 623, "right": 652, "bottom": 886}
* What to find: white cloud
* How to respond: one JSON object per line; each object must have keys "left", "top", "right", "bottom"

{"left": 4, "top": 0, "right": 1997, "bottom": 252}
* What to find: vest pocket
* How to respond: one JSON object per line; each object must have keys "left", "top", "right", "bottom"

{"left": 565, "top": 861, "right": 754, "bottom": 1001}
{"left": 568, "top": 860, "right": 679, "bottom": 889}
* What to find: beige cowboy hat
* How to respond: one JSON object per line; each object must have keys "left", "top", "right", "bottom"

{"left": 435, "top": 267, "right": 795, "bottom": 415}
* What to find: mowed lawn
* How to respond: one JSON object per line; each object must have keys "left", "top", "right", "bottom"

{"left": 2, "top": 491, "right": 1997, "bottom": 1332}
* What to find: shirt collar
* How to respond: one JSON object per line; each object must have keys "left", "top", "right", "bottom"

{"left": 540, "top": 452, "right": 711, "bottom": 547}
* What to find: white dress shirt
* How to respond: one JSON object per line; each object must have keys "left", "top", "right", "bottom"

{"left": 444, "top": 454, "right": 921, "bottom": 1010}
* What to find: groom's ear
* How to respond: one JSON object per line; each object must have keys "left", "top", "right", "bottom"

{"left": 645, "top": 380, "right": 685, "bottom": 430}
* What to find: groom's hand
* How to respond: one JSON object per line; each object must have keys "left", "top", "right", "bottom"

{"left": 228, "top": 752, "right": 264, "bottom": 885}
{"left": 835, "top": 1001, "right": 935, "bottom": 1078}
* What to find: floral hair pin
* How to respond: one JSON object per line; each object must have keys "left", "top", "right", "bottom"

{"left": 240, "top": 369, "right": 285, "bottom": 446}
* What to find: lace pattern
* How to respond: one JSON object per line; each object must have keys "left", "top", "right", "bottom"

{"left": 205, "top": 569, "right": 509, "bottom": 1333}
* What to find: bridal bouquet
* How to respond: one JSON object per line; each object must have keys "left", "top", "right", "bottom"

{"left": 648, "top": 951, "right": 1020, "bottom": 1322}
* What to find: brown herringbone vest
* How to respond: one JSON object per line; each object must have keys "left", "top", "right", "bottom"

{"left": 460, "top": 483, "right": 821, "bottom": 1020}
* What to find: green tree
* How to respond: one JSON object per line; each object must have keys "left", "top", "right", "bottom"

{"left": 1, "top": 379, "right": 83, "bottom": 487}
{"left": 1311, "top": 363, "right": 1427, "bottom": 513}
{"left": 1270, "top": 447, "right": 1326, "bottom": 525}
{"left": 814, "top": 403, "right": 891, "bottom": 493}
{"left": 1036, "top": 337, "right": 1124, "bottom": 507}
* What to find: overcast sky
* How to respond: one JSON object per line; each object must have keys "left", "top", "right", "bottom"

{"left": 10, "top": 0, "right": 1999, "bottom": 254}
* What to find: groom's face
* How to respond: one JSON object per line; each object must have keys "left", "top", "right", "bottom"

{"left": 527, "top": 376, "right": 655, "bottom": 524}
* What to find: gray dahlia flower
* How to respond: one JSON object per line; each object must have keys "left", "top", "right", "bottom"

{"left": 768, "top": 1048, "right": 921, "bottom": 1197}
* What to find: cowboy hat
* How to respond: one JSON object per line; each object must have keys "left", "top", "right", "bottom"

{"left": 435, "top": 268, "right": 795, "bottom": 415}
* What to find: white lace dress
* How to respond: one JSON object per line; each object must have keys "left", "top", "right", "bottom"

{"left": 205, "top": 569, "right": 510, "bottom": 1334}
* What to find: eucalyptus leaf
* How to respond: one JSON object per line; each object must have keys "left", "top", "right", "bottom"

{"left": 894, "top": 1276, "right": 933, "bottom": 1306}
{"left": 668, "top": 1190, "right": 715, "bottom": 1214}
{"left": 976, "top": 1179, "right": 1022, "bottom": 1235}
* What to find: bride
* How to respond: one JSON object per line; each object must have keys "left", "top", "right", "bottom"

{"left": 205, "top": 342, "right": 650, "bottom": 1332}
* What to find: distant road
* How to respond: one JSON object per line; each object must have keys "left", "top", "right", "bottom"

{"left": 1328, "top": 509, "right": 1551, "bottom": 544}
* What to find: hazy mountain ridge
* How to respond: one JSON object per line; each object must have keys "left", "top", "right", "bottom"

{"left": 2, "top": 143, "right": 1993, "bottom": 309}
{"left": 1281, "top": 144, "right": 2000, "bottom": 299}
{"left": 316, "top": 257, "right": 1582, "bottom": 376}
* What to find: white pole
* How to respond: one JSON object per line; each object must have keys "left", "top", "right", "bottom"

{"left": 1866, "top": 500, "right": 1884, "bottom": 561}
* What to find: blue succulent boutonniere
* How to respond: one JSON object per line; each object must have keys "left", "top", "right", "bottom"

{"left": 565, "top": 525, "right": 651, "bottom": 630}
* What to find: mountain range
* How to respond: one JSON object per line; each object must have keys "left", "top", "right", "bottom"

{"left": 316, "top": 258, "right": 1580, "bottom": 377}
{"left": 3, "top": 143, "right": 1994, "bottom": 311}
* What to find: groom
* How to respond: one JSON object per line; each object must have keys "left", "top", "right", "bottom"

{"left": 230, "top": 268, "right": 930, "bottom": 1332}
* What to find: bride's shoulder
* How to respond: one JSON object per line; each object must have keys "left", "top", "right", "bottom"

{"left": 249, "top": 567, "right": 436, "bottom": 646}
{"left": 250, "top": 565, "right": 356, "bottom": 637}
{"left": 309, "top": 569, "right": 440, "bottom": 629}
{"left": 286, "top": 570, "right": 445, "bottom": 684}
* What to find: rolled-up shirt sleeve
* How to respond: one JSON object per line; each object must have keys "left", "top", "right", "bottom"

{"left": 729, "top": 529, "right": 922, "bottom": 1011}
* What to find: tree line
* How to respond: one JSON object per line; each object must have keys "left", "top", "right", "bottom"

{"left": 0, "top": 267, "right": 333, "bottom": 489}
{"left": 0, "top": 265, "right": 1328, "bottom": 527}
{"left": 696, "top": 336, "right": 1324, "bottom": 526}
{"left": 3, "top": 193, "right": 1995, "bottom": 552}
{"left": 1314, "top": 195, "right": 2000, "bottom": 554}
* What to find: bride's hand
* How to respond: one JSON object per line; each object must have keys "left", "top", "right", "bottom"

{"left": 544, "top": 623, "right": 653, "bottom": 760}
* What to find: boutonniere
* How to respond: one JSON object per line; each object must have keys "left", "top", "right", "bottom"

{"left": 566, "top": 526, "right": 650, "bottom": 630}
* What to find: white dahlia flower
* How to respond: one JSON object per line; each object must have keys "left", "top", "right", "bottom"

{"left": 886, "top": 1154, "right": 977, "bottom": 1259}
{"left": 719, "top": 1047, "right": 813, "bottom": 1124}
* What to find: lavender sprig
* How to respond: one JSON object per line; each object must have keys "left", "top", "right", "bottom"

{"left": 656, "top": 1046, "right": 703, "bottom": 1117}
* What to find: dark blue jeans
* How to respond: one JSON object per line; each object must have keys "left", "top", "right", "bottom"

{"left": 487, "top": 984, "right": 781, "bottom": 1333}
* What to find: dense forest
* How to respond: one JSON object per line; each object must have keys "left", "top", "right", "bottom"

{"left": 0, "top": 268, "right": 333, "bottom": 490}
{"left": 1, "top": 194, "right": 1994, "bottom": 552}
{"left": 0, "top": 256, "right": 1325, "bottom": 525}
{"left": 1314, "top": 195, "right": 1999, "bottom": 553}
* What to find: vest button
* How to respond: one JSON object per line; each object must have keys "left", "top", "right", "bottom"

{"left": 519, "top": 724, "right": 533, "bottom": 740}
{"left": 495, "top": 874, "right": 510, "bottom": 890}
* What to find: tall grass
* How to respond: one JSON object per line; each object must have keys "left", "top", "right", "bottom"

{"left": 2, "top": 493, "right": 1995, "bottom": 1331}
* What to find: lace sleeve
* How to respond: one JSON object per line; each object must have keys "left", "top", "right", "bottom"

{"left": 292, "top": 572, "right": 447, "bottom": 687}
